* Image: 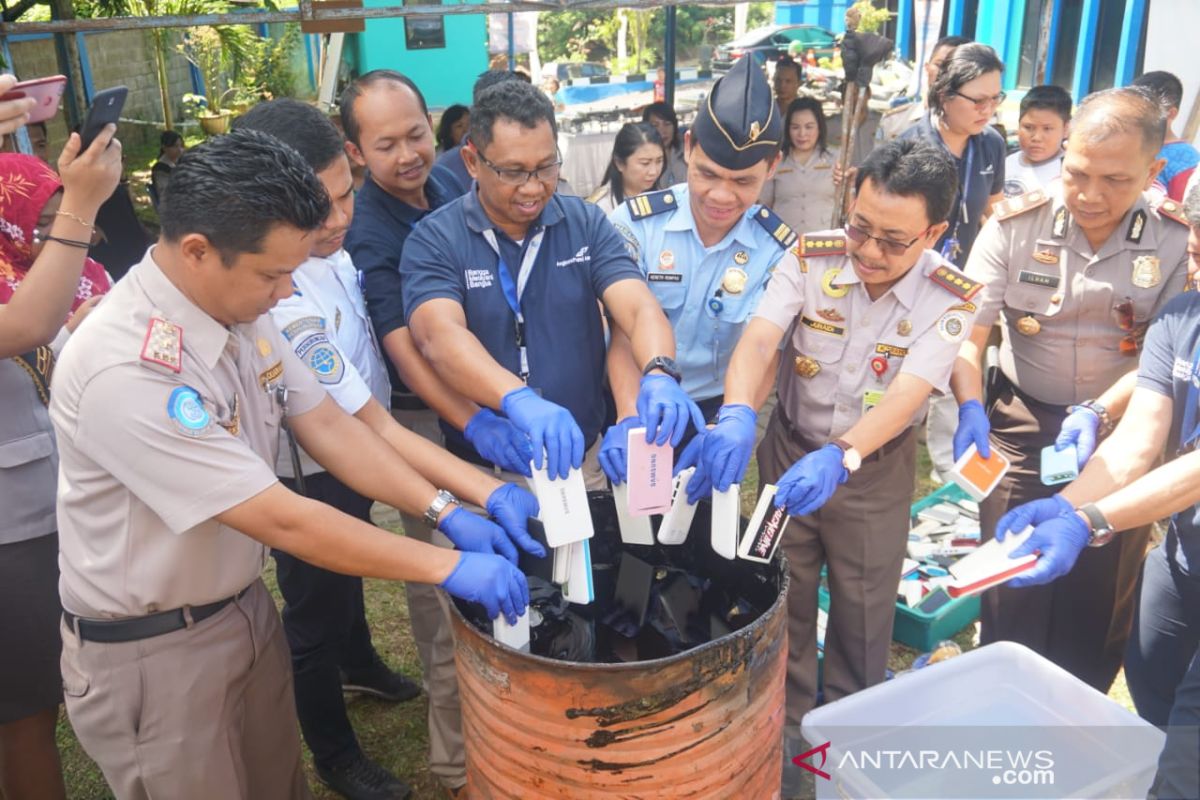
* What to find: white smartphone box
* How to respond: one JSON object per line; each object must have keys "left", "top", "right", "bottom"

{"left": 625, "top": 426, "right": 673, "bottom": 515}
{"left": 493, "top": 609, "right": 531, "bottom": 652}
{"left": 711, "top": 484, "right": 741, "bottom": 560}
{"left": 528, "top": 462, "right": 594, "bottom": 548}
{"left": 948, "top": 525, "right": 1038, "bottom": 598}
{"left": 612, "top": 482, "right": 655, "bottom": 545}
{"left": 657, "top": 467, "right": 698, "bottom": 545}
{"left": 737, "top": 485, "right": 789, "bottom": 563}
{"left": 552, "top": 543, "right": 570, "bottom": 585}
{"left": 562, "top": 539, "right": 595, "bottom": 605}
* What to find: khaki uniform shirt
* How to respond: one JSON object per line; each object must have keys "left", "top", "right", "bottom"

{"left": 755, "top": 233, "right": 981, "bottom": 442}
{"left": 50, "top": 251, "right": 326, "bottom": 618}
{"left": 967, "top": 187, "right": 1190, "bottom": 405}
{"left": 758, "top": 148, "right": 840, "bottom": 238}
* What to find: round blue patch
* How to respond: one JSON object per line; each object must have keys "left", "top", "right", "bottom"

{"left": 307, "top": 343, "right": 344, "bottom": 384}
{"left": 168, "top": 386, "right": 211, "bottom": 437}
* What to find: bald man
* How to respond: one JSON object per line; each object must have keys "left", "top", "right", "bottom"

{"left": 950, "top": 86, "right": 1190, "bottom": 691}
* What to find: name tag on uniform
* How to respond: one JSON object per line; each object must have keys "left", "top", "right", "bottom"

{"left": 1018, "top": 270, "right": 1060, "bottom": 288}
{"left": 800, "top": 315, "right": 846, "bottom": 337}
{"left": 648, "top": 273, "right": 683, "bottom": 283}
{"left": 862, "top": 389, "right": 885, "bottom": 415}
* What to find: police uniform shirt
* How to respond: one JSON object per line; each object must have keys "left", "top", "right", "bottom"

{"left": 400, "top": 190, "right": 644, "bottom": 451}
{"left": 967, "top": 185, "right": 1190, "bottom": 406}
{"left": 758, "top": 147, "right": 841, "bottom": 240}
{"left": 755, "top": 234, "right": 981, "bottom": 441}
{"left": 269, "top": 248, "right": 391, "bottom": 478}
{"left": 0, "top": 344, "right": 57, "bottom": 545}
{"left": 50, "top": 251, "right": 326, "bottom": 618}
{"left": 1136, "top": 291, "right": 1200, "bottom": 572}
{"left": 608, "top": 184, "right": 793, "bottom": 401}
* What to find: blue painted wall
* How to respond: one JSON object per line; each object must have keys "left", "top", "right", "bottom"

{"left": 347, "top": 0, "right": 488, "bottom": 109}
{"left": 776, "top": 1, "right": 855, "bottom": 32}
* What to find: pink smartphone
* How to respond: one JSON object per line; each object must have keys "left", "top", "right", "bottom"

{"left": 0, "top": 75, "right": 67, "bottom": 124}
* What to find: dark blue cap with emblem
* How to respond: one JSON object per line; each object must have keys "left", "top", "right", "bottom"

{"left": 690, "top": 55, "right": 782, "bottom": 170}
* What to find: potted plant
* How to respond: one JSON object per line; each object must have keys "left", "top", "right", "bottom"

{"left": 179, "top": 24, "right": 256, "bottom": 134}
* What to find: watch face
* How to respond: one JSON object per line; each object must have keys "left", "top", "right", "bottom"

{"left": 844, "top": 448, "right": 862, "bottom": 472}
{"left": 1088, "top": 528, "right": 1116, "bottom": 548}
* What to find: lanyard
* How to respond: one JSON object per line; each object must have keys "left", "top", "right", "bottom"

{"left": 935, "top": 127, "right": 975, "bottom": 264}
{"left": 482, "top": 227, "right": 546, "bottom": 382}
{"left": 1180, "top": 336, "right": 1200, "bottom": 452}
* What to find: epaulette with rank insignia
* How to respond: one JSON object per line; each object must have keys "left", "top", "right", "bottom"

{"left": 798, "top": 233, "right": 847, "bottom": 257}
{"left": 140, "top": 316, "right": 182, "bottom": 374}
{"left": 753, "top": 206, "right": 798, "bottom": 249}
{"left": 930, "top": 264, "right": 983, "bottom": 301}
{"left": 1155, "top": 197, "right": 1189, "bottom": 227}
{"left": 992, "top": 189, "right": 1050, "bottom": 222}
{"left": 625, "top": 188, "right": 677, "bottom": 220}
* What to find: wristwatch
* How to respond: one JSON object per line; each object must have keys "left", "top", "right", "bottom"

{"left": 1077, "top": 502, "right": 1116, "bottom": 547}
{"left": 424, "top": 489, "right": 459, "bottom": 527}
{"left": 1070, "top": 400, "right": 1114, "bottom": 437}
{"left": 642, "top": 355, "right": 682, "bottom": 383}
{"left": 830, "top": 438, "right": 862, "bottom": 474}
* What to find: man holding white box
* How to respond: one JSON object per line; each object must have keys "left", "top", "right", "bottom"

{"left": 701, "top": 139, "right": 977, "bottom": 788}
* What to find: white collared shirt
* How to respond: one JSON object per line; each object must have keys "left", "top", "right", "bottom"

{"left": 269, "top": 248, "right": 391, "bottom": 477}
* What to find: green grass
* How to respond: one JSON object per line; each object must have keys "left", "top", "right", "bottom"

{"left": 56, "top": 445, "right": 1136, "bottom": 799}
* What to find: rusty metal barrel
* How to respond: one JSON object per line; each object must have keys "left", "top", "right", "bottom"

{"left": 449, "top": 494, "right": 788, "bottom": 799}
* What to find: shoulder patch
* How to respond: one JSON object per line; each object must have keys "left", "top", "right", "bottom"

{"left": 798, "top": 232, "right": 846, "bottom": 258}
{"left": 929, "top": 264, "right": 983, "bottom": 301}
{"left": 625, "top": 189, "right": 677, "bottom": 220}
{"left": 295, "top": 332, "right": 344, "bottom": 385}
{"left": 1156, "top": 197, "right": 1189, "bottom": 227}
{"left": 167, "top": 386, "right": 211, "bottom": 437}
{"left": 281, "top": 316, "right": 325, "bottom": 342}
{"left": 993, "top": 189, "right": 1050, "bottom": 221}
{"left": 753, "top": 206, "right": 799, "bottom": 249}
{"left": 140, "top": 316, "right": 182, "bottom": 374}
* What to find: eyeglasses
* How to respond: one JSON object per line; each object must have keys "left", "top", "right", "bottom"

{"left": 845, "top": 222, "right": 930, "bottom": 257}
{"left": 473, "top": 147, "right": 562, "bottom": 187}
{"left": 1113, "top": 297, "right": 1144, "bottom": 356}
{"left": 953, "top": 90, "right": 1007, "bottom": 112}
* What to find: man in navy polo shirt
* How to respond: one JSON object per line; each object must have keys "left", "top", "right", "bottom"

{"left": 401, "top": 78, "right": 700, "bottom": 484}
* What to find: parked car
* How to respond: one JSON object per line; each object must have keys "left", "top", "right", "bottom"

{"left": 541, "top": 62, "right": 611, "bottom": 83}
{"left": 712, "top": 25, "right": 838, "bottom": 72}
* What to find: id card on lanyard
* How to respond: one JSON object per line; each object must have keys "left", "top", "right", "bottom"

{"left": 482, "top": 227, "right": 546, "bottom": 383}
{"left": 940, "top": 137, "right": 975, "bottom": 265}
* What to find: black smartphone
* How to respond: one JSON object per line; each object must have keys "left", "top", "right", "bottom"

{"left": 78, "top": 86, "right": 127, "bottom": 151}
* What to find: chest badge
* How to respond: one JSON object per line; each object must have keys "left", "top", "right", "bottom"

{"left": 1016, "top": 315, "right": 1042, "bottom": 336}
{"left": 897, "top": 319, "right": 912, "bottom": 337}
{"left": 1033, "top": 250, "right": 1059, "bottom": 265}
{"left": 658, "top": 250, "right": 676, "bottom": 270}
{"left": 1131, "top": 255, "right": 1161, "bottom": 289}
{"left": 722, "top": 267, "right": 749, "bottom": 294}
{"left": 734, "top": 250, "right": 749, "bottom": 266}
{"left": 869, "top": 356, "right": 888, "bottom": 381}
{"left": 794, "top": 355, "right": 821, "bottom": 378}
{"left": 820, "top": 268, "right": 850, "bottom": 299}
{"left": 217, "top": 394, "right": 241, "bottom": 437}
{"left": 816, "top": 307, "right": 845, "bottom": 323}
{"left": 256, "top": 337, "right": 272, "bottom": 358}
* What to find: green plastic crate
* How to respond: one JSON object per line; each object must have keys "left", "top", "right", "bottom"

{"left": 818, "top": 483, "right": 981, "bottom": 653}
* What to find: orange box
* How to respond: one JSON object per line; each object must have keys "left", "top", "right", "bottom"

{"left": 948, "top": 444, "right": 1010, "bottom": 501}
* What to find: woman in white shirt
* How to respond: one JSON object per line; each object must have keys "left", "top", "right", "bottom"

{"left": 759, "top": 96, "right": 840, "bottom": 235}
{"left": 586, "top": 122, "right": 665, "bottom": 213}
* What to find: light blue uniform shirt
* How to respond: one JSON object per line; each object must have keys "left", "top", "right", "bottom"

{"left": 609, "top": 183, "right": 794, "bottom": 401}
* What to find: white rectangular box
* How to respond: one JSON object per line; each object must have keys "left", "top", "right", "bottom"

{"left": 528, "top": 463, "right": 594, "bottom": 548}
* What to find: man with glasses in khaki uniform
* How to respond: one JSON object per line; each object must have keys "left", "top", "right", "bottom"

{"left": 698, "top": 138, "right": 977, "bottom": 791}
{"left": 950, "top": 87, "right": 1190, "bottom": 693}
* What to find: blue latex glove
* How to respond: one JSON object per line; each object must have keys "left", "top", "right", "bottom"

{"left": 439, "top": 552, "right": 530, "bottom": 624}
{"left": 500, "top": 386, "right": 584, "bottom": 480}
{"left": 598, "top": 416, "right": 641, "bottom": 485}
{"left": 700, "top": 404, "right": 758, "bottom": 492}
{"left": 636, "top": 374, "right": 705, "bottom": 447}
{"left": 774, "top": 444, "right": 849, "bottom": 517}
{"left": 1055, "top": 407, "right": 1100, "bottom": 471}
{"left": 675, "top": 430, "right": 714, "bottom": 505}
{"left": 485, "top": 483, "right": 546, "bottom": 559}
{"left": 995, "top": 494, "right": 1088, "bottom": 587}
{"left": 464, "top": 408, "right": 534, "bottom": 477}
{"left": 438, "top": 506, "right": 519, "bottom": 565}
{"left": 952, "top": 399, "right": 992, "bottom": 461}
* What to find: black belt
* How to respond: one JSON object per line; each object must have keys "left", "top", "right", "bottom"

{"left": 776, "top": 406, "right": 912, "bottom": 464}
{"left": 391, "top": 391, "right": 429, "bottom": 412}
{"left": 64, "top": 586, "right": 251, "bottom": 644}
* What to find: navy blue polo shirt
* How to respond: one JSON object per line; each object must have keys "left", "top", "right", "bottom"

{"left": 900, "top": 116, "right": 1005, "bottom": 265}
{"left": 433, "top": 145, "right": 469, "bottom": 197}
{"left": 1137, "top": 291, "right": 1200, "bottom": 574}
{"left": 401, "top": 190, "right": 644, "bottom": 455}
{"left": 344, "top": 170, "right": 457, "bottom": 398}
